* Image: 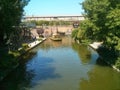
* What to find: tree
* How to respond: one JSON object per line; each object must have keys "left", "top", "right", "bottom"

{"left": 72, "top": 29, "right": 79, "bottom": 41}
{"left": 105, "top": 8, "right": 120, "bottom": 50}
{"left": 82, "top": 0, "right": 110, "bottom": 41}
{"left": 79, "top": 0, "right": 120, "bottom": 68}
{"left": 81, "top": 0, "right": 120, "bottom": 50}
{"left": 72, "top": 27, "right": 86, "bottom": 43}
{"left": 0, "top": 0, "right": 30, "bottom": 47}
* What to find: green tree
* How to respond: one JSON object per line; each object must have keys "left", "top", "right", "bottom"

{"left": 79, "top": 0, "right": 120, "bottom": 68}
{"left": 81, "top": 0, "right": 120, "bottom": 50}
{"left": 82, "top": 0, "right": 110, "bottom": 41}
{"left": 0, "top": 0, "right": 30, "bottom": 47}
{"left": 105, "top": 8, "right": 120, "bottom": 50}
{"left": 71, "top": 29, "right": 79, "bottom": 41}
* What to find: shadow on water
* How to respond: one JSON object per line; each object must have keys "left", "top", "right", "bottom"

{"left": 96, "top": 57, "right": 110, "bottom": 66}
{"left": 0, "top": 52, "right": 61, "bottom": 90}
{"left": 0, "top": 64, "right": 34, "bottom": 90}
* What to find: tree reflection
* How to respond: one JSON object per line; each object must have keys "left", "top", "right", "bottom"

{"left": 0, "top": 64, "right": 35, "bottom": 90}
{"left": 79, "top": 66, "right": 120, "bottom": 90}
{"left": 19, "top": 51, "right": 37, "bottom": 63}
{"left": 72, "top": 43, "right": 91, "bottom": 64}
{"left": 0, "top": 52, "right": 61, "bottom": 90}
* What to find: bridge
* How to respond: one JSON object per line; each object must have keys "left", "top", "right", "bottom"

{"left": 23, "top": 15, "right": 85, "bottom": 21}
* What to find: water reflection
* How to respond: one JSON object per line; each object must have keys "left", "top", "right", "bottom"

{"left": 26, "top": 53, "right": 61, "bottom": 86}
{"left": 33, "top": 36, "right": 73, "bottom": 51}
{"left": 0, "top": 64, "right": 34, "bottom": 90}
{"left": 80, "top": 65, "right": 120, "bottom": 90}
{"left": 0, "top": 51, "right": 61, "bottom": 90}
{"left": 96, "top": 57, "right": 109, "bottom": 66}
{"left": 0, "top": 36, "right": 120, "bottom": 90}
{"left": 72, "top": 43, "right": 91, "bottom": 64}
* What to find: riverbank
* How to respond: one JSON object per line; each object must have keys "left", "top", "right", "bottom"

{"left": 89, "top": 42, "right": 120, "bottom": 72}
{"left": 0, "top": 38, "right": 46, "bottom": 82}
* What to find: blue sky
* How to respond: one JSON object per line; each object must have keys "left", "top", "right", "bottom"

{"left": 24, "top": 0, "right": 84, "bottom": 16}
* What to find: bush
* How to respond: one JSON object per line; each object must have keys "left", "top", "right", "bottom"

{"left": 8, "top": 50, "right": 20, "bottom": 57}
{"left": 115, "top": 57, "right": 120, "bottom": 69}
{"left": 37, "top": 38, "right": 43, "bottom": 41}
{"left": 22, "top": 43, "right": 29, "bottom": 50}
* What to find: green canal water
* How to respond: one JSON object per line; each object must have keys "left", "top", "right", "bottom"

{"left": 0, "top": 36, "right": 120, "bottom": 90}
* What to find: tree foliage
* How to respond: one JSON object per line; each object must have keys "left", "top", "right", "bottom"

{"left": 26, "top": 20, "right": 72, "bottom": 26}
{"left": 0, "top": 0, "right": 30, "bottom": 47}
{"left": 72, "top": 0, "right": 120, "bottom": 67}
{"left": 80, "top": 0, "right": 120, "bottom": 51}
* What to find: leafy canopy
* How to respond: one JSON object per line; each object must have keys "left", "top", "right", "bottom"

{"left": 0, "top": 0, "right": 30, "bottom": 47}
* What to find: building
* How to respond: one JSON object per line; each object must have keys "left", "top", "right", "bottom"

{"left": 23, "top": 15, "right": 85, "bottom": 22}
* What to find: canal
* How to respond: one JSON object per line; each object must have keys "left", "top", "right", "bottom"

{"left": 0, "top": 36, "right": 120, "bottom": 90}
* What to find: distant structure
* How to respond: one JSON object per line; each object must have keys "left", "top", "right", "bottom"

{"left": 23, "top": 15, "right": 85, "bottom": 21}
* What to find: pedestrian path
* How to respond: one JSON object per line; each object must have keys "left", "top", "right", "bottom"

{"left": 89, "top": 42, "right": 103, "bottom": 50}
{"left": 28, "top": 38, "right": 46, "bottom": 49}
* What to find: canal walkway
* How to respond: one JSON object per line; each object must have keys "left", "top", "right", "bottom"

{"left": 89, "top": 42, "right": 120, "bottom": 72}
{"left": 28, "top": 38, "right": 46, "bottom": 50}
{"left": 89, "top": 42, "right": 103, "bottom": 50}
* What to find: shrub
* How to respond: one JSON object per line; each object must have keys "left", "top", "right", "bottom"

{"left": 115, "top": 57, "right": 120, "bottom": 70}
{"left": 22, "top": 43, "right": 29, "bottom": 50}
